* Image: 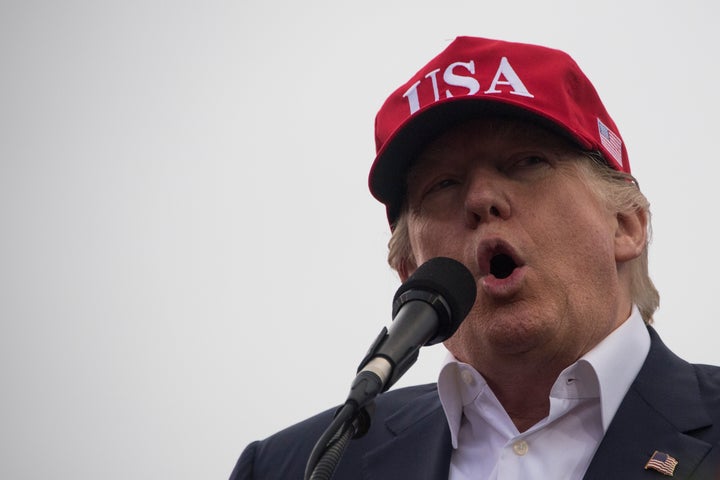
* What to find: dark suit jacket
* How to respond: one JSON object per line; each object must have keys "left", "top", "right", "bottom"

{"left": 231, "top": 327, "right": 720, "bottom": 479}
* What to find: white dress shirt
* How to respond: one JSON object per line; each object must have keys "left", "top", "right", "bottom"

{"left": 438, "top": 307, "right": 650, "bottom": 480}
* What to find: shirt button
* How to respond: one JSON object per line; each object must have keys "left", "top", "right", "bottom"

{"left": 513, "top": 440, "right": 529, "bottom": 456}
{"left": 460, "top": 369, "right": 475, "bottom": 386}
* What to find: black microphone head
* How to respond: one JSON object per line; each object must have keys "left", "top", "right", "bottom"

{"left": 392, "top": 257, "right": 477, "bottom": 344}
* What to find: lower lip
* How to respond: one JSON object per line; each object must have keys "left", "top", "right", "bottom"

{"left": 480, "top": 265, "right": 527, "bottom": 298}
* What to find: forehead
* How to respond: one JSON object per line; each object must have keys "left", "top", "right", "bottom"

{"left": 411, "top": 116, "right": 577, "bottom": 172}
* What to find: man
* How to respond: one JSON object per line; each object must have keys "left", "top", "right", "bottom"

{"left": 232, "top": 37, "right": 720, "bottom": 479}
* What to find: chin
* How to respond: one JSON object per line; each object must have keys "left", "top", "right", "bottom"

{"left": 449, "top": 305, "right": 556, "bottom": 361}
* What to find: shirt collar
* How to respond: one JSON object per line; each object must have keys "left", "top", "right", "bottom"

{"left": 437, "top": 306, "right": 650, "bottom": 447}
{"left": 579, "top": 305, "right": 650, "bottom": 431}
{"left": 438, "top": 357, "right": 487, "bottom": 448}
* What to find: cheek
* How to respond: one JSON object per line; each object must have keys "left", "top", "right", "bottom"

{"left": 539, "top": 206, "right": 617, "bottom": 282}
{"left": 408, "top": 215, "right": 460, "bottom": 265}
{"left": 570, "top": 204, "right": 616, "bottom": 253}
{"left": 535, "top": 185, "right": 615, "bottom": 250}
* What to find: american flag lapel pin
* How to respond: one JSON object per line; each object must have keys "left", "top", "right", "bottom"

{"left": 644, "top": 450, "right": 679, "bottom": 476}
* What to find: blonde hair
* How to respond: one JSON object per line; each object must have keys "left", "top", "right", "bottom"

{"left": 387, "top": 151, "right": 660, "bottom": 324}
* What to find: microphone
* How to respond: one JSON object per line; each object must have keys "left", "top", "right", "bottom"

{"left": 346, "top": 257, "right": 477, "bottom": 411}
{"left": 304, "top": 257, "right": 477, "bottom": 480}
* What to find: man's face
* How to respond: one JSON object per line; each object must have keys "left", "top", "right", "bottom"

{"left": 404, "top": 117, "right": 632, "bottom": 368}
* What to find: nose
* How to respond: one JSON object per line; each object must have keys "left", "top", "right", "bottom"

{"left": 463, "top": 171, "right": 511, "bottom": 228}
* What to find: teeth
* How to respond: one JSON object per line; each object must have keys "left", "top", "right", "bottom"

{"left": 490, "top": 254, "right": 516, "bottom": 279}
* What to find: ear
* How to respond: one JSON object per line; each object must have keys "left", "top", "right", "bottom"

{"left": 614, "top": 208, "right": 647, "bottom": 263}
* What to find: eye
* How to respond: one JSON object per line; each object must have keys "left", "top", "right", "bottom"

{"left": 418, "top": 176, "right": 463, "bottom": 201}
{"left": 503, "top": 154, "right": 554, "bottom": 177}
{"left": 428, "top": 178, "right": 460, "bottom": 193}
{"left": 514, "top": 155, "right": 549, "bottom": 168}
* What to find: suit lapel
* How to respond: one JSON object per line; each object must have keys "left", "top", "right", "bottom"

{"left": 361, "top": 388, "right": 451, "bottom": 480}
{"left": 583, "top": 327, "right": 713, "bottom": 479}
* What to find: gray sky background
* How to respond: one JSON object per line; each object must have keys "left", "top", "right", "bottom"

{"left": 1, "top": 1, "right": 718, "bottom": 479}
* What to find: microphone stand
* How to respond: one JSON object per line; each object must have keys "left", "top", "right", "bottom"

{"left": 303, "top": 294, "right": 432, "bottom": 480}
{"left": 303, "top": 294, "right": 450, "bottom": 479}
{"left": 304, "top": 403, "right": 374, "bottom": 480}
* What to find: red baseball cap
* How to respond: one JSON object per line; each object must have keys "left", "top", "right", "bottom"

{"left": 368, "top": 36, "right": 630, "bottom": 225}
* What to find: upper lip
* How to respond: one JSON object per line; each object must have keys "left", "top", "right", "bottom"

{"left": 476, "top": 237, "right": 525, "bottom": 278}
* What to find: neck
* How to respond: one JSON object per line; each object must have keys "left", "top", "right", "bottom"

{"left": 480, "top": 354, "right": 568, "bottom": 432}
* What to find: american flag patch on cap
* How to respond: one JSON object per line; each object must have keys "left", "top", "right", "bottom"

{"left": 644, "top": 450, "right": 678, "bottom": 476}
{"left": 597, "top": 118, "right": 623, "bottom": 168}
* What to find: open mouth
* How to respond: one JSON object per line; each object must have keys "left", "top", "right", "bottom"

{"left": 478, "top": 239, "right": 524, "bottom": 280}
{"left": 490, "top": 253, "right": 518, "bottom": 279}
